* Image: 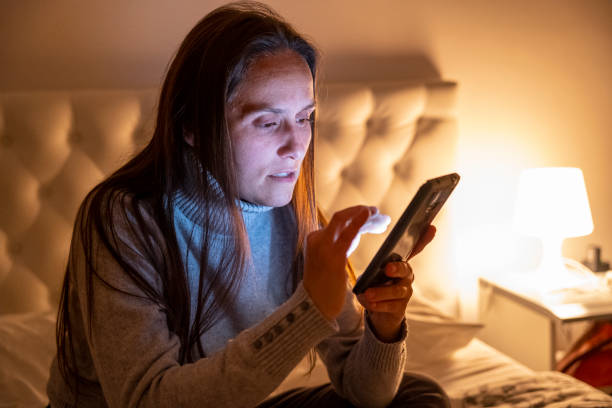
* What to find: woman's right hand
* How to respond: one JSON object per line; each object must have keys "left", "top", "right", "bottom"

{"left": 303, "top": 206, "right": 373, "bottom": 321}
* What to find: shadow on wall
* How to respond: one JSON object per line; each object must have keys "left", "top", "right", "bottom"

{"left": 0, "top": 55, "right": 168, "bottom": 92}
{"left": 0, "top": 53, "right": 442, "bottom": 91}
{"left": 320, "top": 54, "right": 441, "bottom": 83}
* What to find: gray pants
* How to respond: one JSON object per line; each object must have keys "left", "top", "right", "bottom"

{"left": 257, "top": 372, "right": 451, "bottom": 408}
{"left": 46, "top": 374, "right": 449, "bottom": 408}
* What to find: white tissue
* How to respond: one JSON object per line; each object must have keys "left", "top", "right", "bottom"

{"left": 346, "top": 209, "right": 391, "bottom": 257}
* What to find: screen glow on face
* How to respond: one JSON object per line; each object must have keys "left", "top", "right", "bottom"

{"left": 226, "top": 50, "right": 315, "bottom": 207}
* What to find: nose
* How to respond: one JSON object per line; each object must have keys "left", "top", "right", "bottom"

{"left": 278, "top": 123, "right": 311, "bottom": 161}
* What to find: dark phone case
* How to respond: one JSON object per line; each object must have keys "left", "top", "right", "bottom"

{"left": 352, "top": 173, "right": 460, "bottom": 295}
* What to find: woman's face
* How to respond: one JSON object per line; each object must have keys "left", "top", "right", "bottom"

{"left": 226, "top": 50, "right": 315, "bottom": 207}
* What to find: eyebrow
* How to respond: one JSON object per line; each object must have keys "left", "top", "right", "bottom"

{"left": 241, "top": 102, "right": 316, "bottom": 117}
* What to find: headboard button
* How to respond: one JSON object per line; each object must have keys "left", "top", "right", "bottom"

{"left": 1, "top": 134, "right": 13, "bottom": 147}
{"left": 340, "top": 167, "right": 350, "bottom": 181}
{"left": 8, "top": 242, "right": 22, "bottom": 255}
{"left": 39, "top": 185, "right": 53, "bottom": 198}
{"left": 70, "top": 131, "right": 82, "bottom": 144}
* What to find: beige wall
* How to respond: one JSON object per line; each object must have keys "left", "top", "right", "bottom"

{"left": 2, "top": 0, "right": 611, "bottom": 275}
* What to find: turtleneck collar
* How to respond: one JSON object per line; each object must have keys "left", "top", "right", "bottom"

{"left": 174, "top": 148, "right": 274, "bottom": 226}
{"left": 239, "top": 199, "right": 273, "bottom": 214}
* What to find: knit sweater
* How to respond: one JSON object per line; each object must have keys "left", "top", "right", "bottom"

{"left": 47, "top": 185, "right": 407, "bottom": 407}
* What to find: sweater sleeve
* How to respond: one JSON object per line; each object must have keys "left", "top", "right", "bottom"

{"left": 315, "top": 286, "right": 408, "bottom": 408}
{"left": 67, "top": 198, "right": 337, "bottom": 408}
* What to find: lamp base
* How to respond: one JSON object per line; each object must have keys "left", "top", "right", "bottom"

{"left": 532, "top": 237, "right": 592, "bottom": 290}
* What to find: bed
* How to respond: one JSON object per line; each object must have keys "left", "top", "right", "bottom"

{"left": 1, "top": 81, "right": 611, "bottom": 407}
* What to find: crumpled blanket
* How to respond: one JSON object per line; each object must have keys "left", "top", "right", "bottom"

{"left": 462, "top": 371, "right": 612, "bottom": 408}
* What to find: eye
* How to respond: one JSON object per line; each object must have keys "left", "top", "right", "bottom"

{"left": 297, "top": 111, "right": 315, "bottom": 126}
{"left": 254, "top": 115, "right": 280, "bottom": 129}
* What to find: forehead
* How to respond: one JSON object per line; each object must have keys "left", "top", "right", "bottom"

{"left": 230, "top": 50, "right": 314, "bottom": 106}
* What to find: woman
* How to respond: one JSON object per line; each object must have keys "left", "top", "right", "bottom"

{"left": 47, "top": 2, "right": 449, "bottom": 407}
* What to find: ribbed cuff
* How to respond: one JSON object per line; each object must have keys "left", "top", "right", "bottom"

{"left": 361, "top": 315, "right": 407, "bottom": 372}
{"left": 242, "top": 283, "right": 338, "bottom": 378}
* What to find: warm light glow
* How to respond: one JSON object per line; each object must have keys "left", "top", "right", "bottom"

{"left": 455, "top": 223, "right": 517, "bottom": 273}
{"left": 513, "top": 167, "right": 594, "bottom": 282}
{"left": 514, "top": 167, "right": 593, "bottom": 239}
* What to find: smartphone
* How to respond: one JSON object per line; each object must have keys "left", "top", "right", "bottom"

{"left": 352, "top": 173, "right": 460, "bottom": 295}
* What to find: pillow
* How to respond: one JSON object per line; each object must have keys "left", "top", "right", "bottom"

{"left": 404, "top": 292, "right": 483, "bottom": 365}
{"left": 0, "top": 311, "right": 56, "bottom": 407}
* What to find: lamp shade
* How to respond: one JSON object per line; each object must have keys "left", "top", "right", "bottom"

{"left": 514, "top": 167, "right": 593, "bottom": 238}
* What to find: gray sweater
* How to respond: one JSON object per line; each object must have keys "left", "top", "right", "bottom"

{"left": 47, "top": 188, "right": 407, "bottom": 408}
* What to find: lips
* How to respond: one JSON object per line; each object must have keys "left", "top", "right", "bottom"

{"left": 268, "top": 169, "right": 298, "bottom": 181}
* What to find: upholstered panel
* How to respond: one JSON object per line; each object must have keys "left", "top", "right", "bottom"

{"left": 315, "top": 81, "right": 458, "bottom": 313}
{"left": 0, "top": 91, "right": 158, "bottom": 313}
{"left": 0, "top": 81, "right": 457, "bottom": 315}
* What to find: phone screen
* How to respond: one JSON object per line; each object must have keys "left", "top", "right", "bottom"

{"left": 352, "top": 173, "right": 459, "bottom": 294}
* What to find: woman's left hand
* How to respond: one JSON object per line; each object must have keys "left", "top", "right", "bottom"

{"left": 356, "top": 225, "right": 436, "bottom": 342}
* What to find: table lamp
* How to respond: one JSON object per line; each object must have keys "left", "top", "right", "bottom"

{"left": 513, "top": 167, "right": 594, "bottom": 284}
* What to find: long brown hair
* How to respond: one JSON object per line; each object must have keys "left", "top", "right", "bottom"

{"left": 56, "top": 1, "right": 319, "bottom": 396}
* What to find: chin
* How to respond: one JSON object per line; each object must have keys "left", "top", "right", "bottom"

{"left": 257, "top": 189, "right": 295, "bottom": 208}
{"left": 262, "top": 195, "right": 293, "bottom": 208}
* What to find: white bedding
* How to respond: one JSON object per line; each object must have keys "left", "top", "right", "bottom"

{"left": 416, "top": 339, "right": 534, "bottom": 407}
{"left": 275, "top": 338, "right": 612, "bottom": 408}
{"left": 2, "top": 311, "right": 611, "bottom": 407}
{"left": 410, "top": 338, "right": 533, "bottom": 401}
{"left": 415, "top": 339, "right": 612, "bottom": 407}
{"left": 271, "top": 338, "right": 531, "bottom": 407}
{"left": 461, "top": 371, "right": 612, "bottom": 408}
{"left": 0, "top": 312, "right": 56, "bottom": 408}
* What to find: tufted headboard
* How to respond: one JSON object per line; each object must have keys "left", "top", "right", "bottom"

{"left": 0, "top": 81, "right": 458, "bottom": 316}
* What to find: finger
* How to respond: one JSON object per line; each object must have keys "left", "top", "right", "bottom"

{"left": 365, "top": 282, "right": 412, "bottom": 302}
{"left": 385, "top": 262, "right": 413, "bottom": 280}
{"left": 408, "top": 225, "right": 436, "bottom": 259}
{"left": 356, "top": 293, "right": 368, "bottom": 308}
{"left": 305, "top": 229, "right": 324, "bottom": 252}
{"left": 333, "top": 208, "right": 371, "bottom": 252}
{"left": 327, "top": 206, "right": 372, "bottom": 230}
{"left": 346, "top": 233, "right": 361, "bottom": 257}
{"left": 327, "top": 206, "right": 369, "bottom": 238}
{"left": 316, "top": 206, "right": 366, "bottom": 246}
{"left": 366, "top": 299, "right": 410, "bottom": 314}
{"left": 347, "top": 209, "right": 391, "bottom": 257}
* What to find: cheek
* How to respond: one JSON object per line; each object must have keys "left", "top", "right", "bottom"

{"left": 232, "top": 136, "right": 271, "bottom": 178}
{"left": 297, "top": 128, "right": 312, "bottom": 156}
{"left": 230, "top": 133, "right": 255, "bottom": 180}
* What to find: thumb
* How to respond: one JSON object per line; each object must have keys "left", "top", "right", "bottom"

{"left": 346, "top": 234, "right": 361, "bottom": 257}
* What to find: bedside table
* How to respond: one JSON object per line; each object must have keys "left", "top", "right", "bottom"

{"left": 477, "top": 275, "right": 612, "bottom": 371}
